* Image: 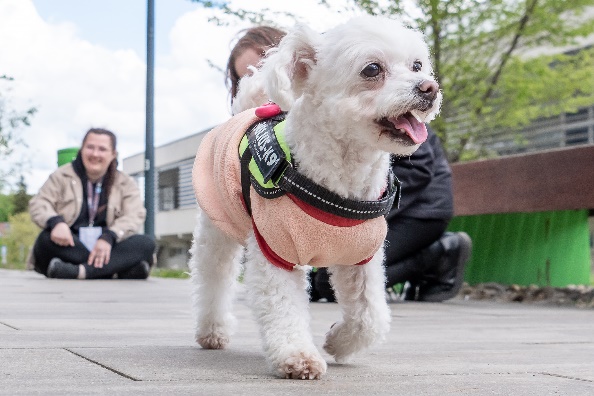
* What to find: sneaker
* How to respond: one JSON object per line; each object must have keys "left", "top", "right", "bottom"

{"left": 117, "top": 261, "right": 150, "bottom": 280}
{"left": 47, "top": 257, "right": 79, "bottom": 279}
{"left": 402, "top": 281, "right": 419, "bottom": 301}
{"left": 417, "top": 232, "right": 472, "bottom": 302}
{"left": 309, "top": 269, "right": 322, "bottom": 302}
{"left": 315, "top": 268, "right": 336, "bottom": 302}
{"left": 310, "top": 267, "right": 336, "bottom": 302}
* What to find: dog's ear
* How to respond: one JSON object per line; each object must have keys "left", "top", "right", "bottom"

{"left": 260, "top": 24, "right": 320, "bottom": 110}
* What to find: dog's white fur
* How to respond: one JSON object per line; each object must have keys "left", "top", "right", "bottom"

{"left": 189, "top": 16, "right": 441, "bottom": 379}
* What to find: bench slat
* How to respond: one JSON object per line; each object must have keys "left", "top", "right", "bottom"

{"left": 451, "top": 145, "right": 594, "bottom": 216}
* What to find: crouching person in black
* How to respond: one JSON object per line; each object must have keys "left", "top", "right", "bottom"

{"left": 312, "top": 127, "right": 472, "bottom": 302}
{"left": 382, "top": 127, "right": 471, "bottom": 301}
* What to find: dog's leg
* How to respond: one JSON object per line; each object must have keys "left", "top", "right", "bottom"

{"left": 189, "top": 211, "right": 243, "bottom": 349}
{"left": 323, "top": 250, "right": 391, "bottom": 363}
{"left": 243, "top": 234, "right": 327, "bottom": 379}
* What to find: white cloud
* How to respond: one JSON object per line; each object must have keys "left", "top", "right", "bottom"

{"left": 0, "top": 0, "right": 354, "bottom": 193}
{"left": 0, "top": 1, "right": 150, "bottom": 192}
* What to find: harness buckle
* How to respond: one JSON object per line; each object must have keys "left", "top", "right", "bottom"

{"left": 270, "top": 160, "right": 291, "bottom": 188}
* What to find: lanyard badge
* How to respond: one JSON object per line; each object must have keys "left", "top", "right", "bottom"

{"left": 87, "top": 180, "right": 103, "bottom": 226}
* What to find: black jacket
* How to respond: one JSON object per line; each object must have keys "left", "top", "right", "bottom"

{"left": 387, "top": 127, "right": 454, "bottom": 221}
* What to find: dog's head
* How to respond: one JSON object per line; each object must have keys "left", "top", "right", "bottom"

{"left": 257, "top": 16, "right": 441, "bottom": 157}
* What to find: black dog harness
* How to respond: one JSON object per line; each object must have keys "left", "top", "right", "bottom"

{"left": 239, "top": 111, "right": 401, "bottom": 220}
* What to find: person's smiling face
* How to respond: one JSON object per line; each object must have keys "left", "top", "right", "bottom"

{"left": 234, "top": 47, "right": 262, "bottom": 79}
{"left": 81, "top": 132, "right": 117, "bottom": 182}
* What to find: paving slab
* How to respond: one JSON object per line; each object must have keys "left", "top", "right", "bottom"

{"left": 1, "top": 268, "right": 593, "bottom": 395}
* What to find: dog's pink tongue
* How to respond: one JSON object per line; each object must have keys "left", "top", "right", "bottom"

{"left": 391, "top": 113, "right": 428, "bottom": 144}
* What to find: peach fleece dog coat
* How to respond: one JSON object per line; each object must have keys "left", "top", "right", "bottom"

{"left": 192, "top": 108, "right": 390, "bottom": 271}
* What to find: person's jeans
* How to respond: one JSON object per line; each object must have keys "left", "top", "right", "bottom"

{"left": 33, "top": 230, "right": 155, "bottom": 278}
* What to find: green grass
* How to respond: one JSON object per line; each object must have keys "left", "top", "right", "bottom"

{"left": 1, "top": 261, "right": 27, "bottom": 271}
{"left": 150, "top": 267, "right": 190, "bottom": 279}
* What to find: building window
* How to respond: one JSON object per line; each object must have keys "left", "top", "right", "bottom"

{"left": 158, "top": 168, "right": 179, "bottom": 211}
{"left": 565, "top": 127, "right": 589, "bottom": 146}
{"left": 565, "top": 107, "right": 589, "bottom": 123}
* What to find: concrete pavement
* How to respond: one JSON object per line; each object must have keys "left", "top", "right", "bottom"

{"left": 1, "top": 268, "right": 593, "bottom": 395}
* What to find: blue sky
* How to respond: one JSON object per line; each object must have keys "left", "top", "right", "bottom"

{"left": 31, "top": 0, "right": 198, "bottom": 60}
{"left": 0, "top": 0, "right": 354, "bottom": 193}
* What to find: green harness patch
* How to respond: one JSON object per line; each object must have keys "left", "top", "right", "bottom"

{"left": 239, "top": 120, "right": 292, "bottom": 189}
{"left": 238, "top": 115, "right": 401, "bottom": 220}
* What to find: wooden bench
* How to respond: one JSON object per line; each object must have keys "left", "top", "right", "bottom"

{"left": 447, "top": 145, "right": 594, "bottom": 287}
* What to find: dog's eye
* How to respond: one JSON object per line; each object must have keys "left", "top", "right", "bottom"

{"left": 412, "top": 60, "right": 423, "bottom": 72}
{"left": 361, "top": 63, "right": 382, "bottom": 78}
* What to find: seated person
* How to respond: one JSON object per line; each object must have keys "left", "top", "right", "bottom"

{"left": 28, "top": 128, "right": 155, "bottom": 279}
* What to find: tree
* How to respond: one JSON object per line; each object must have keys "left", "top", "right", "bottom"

{"left": 360, "top": 0, "right": 594, "bottom": 161}
{"left": 189, "top": 1, "right": 297, "bottom": 26}
{"left": 0, "top": 193, "right": 14, "bottom": 222}
{"left": 190, "top": 0, "right": 594, "bottom": 161}
{"left": 0, "top": 75, "right": 36, "bottom": 189}
{"left": 12, "top": 175, "right": 31, "bottom": 214}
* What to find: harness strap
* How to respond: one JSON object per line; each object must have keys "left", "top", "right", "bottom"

{"left": 277, "top": 166, "right": 400, "bottom": 220}
{"left": 240, "top": 147, "right": 253, "bottom": 217}
{"left": 239, "top": 115, "right": 401, "bottom": 220}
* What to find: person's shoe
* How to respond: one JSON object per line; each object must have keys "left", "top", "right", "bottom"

{"left": 384, "top": 239, "right": 445, "bottom": 291}
{"left": 309, "top": 269, "right": 322, "bottom": 302}
{"left": 117, "top": 261, "right": 150, "bottom": 280}
{"left": 313, "top": 267, "right": 336, "bottom": 302}
{"left": 402, "top": 281, "right": 419, "bottom": 301}
{"left": 47, "top": 257, "right": 79, "bottom": 279}
{"left": 417, "top": 232, "right": 472, "bottom": 302}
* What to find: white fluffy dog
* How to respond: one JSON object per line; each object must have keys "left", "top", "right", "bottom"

{"left": 189, "top": 15, "right": 441, "bottom": 380}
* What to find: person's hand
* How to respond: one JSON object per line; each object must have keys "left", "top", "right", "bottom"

{"left": 50, "top": 222, "right": 75, "bottom": 247}
{"left": 88, "top": 239, "right": 112, "bottom": 268}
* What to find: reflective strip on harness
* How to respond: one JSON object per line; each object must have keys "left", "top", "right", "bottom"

{"left": 239, "top": 116, "right": 401, "bottom": 221}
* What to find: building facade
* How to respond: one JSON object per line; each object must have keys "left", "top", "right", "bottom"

{"left": 123, "top": 130, "right": 208, "bottom": 268}
{"left": 477, "top": 105, "right": 594, "bottom": 156}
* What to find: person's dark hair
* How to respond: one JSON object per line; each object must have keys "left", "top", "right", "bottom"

{"left": 226, "top": 26, "right": 286, "bottom": 106}
{"left": 81, "top": 128, "right": 118, "bottom": 196}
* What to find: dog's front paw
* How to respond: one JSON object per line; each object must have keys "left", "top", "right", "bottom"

{"left": 323, "top": 321, "right": 360, "bottom": 363}
{"left": 278, "top": 352, "right": 327, "bottom": 380}
{"left": 196, "top": 332, "right": 229, "bottom": 350}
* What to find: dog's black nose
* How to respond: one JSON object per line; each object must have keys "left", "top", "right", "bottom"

{"left": 417, "top": 80, "right": 439, "bottom": 101}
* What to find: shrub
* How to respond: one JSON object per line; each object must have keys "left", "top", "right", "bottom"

{"left": 0, "top": 212, "right": 39, "bottom": 270}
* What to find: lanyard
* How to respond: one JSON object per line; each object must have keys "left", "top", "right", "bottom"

{"left": 87, "top": 180, "right": 102, "bottom": 226}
